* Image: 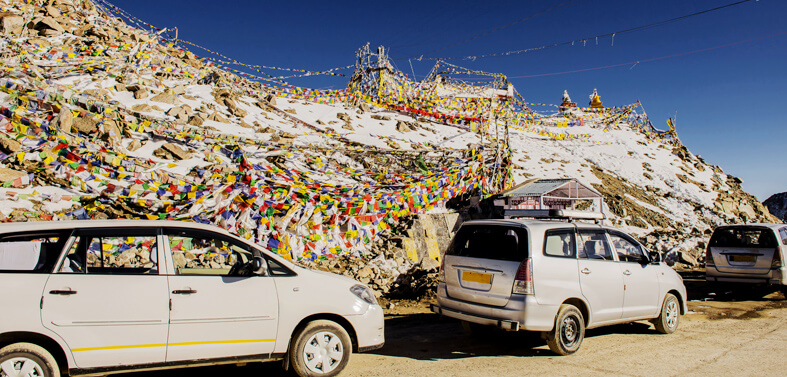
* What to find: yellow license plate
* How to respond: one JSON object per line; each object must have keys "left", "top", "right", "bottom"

{"left": 462, "top": 271, "right": 492, "bottom": 284}
{"left": 730, "top": 255, "right": 756, "bottom": 263}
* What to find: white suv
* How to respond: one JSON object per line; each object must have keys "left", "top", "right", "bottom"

{"left": 0, "top": 220, "right": 383, "bottom": 377}
{"left": 432, "top": 215, "right": 687, "bottom": 355}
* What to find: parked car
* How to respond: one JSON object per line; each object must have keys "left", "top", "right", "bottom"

{"left": 0, "top": 220, "right": 384, "bottom": 377}
{"left": 706, "top": 223, "right": 787, "bottom": 293}
{"left": 431, "top": 212, "right": 687, "bottom": 355}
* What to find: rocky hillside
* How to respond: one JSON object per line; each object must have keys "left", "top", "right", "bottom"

{"left": 764, "top": 192, "right": 787, "bottom": 222}
{"left": 0, "top": 0, "right": 779, "bottom": 296}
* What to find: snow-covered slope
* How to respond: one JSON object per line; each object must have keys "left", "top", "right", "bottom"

{"left": 0, "top": 0, "right": 778, "bottom": 274}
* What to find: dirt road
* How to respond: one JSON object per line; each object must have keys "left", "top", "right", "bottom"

{"left": 129, "top": 277, "right": 787, "bottom": 377}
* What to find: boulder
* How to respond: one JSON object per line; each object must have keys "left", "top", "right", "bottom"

{"left": 207, "top": 111, "right": 230, "bottom": 124}
{"left": 371, "top": 115, "right": 391, "bottom": 121}
{"left": 72, "top": 116, "right": 99, "bottom": 134}
{"left": 187, "top": 114, "right": 205, "bottom": 127}
{"left": 33, "top": 17, "right": 65, "bottom": 36}
{"left": 0, "top": 168, "right": 27, "bottom": 183}
{"left": 0, "top": 138, "right": 22, "bottom": 154}
{"left": 133, "top": 88, "right": 149, "bottom": 99}
{"left": 51, "top": 108, "right": 73, "bottom": 133}
{"left": 336, "top": 113, "right": 350, "bottom": 121}
{"left": 150, "top": 92, "right": 179, "bottom": 105}
{"left": 396, "top": 120, "right": 411, "bottom": 133}
{"left": 100, "top": 120, "right": 122, "bottom": 145}
{"left": 224, "top": 98, "right": 247, "bottom": 118}
{"left": 0, "top": 13, "right": 25, "bottom": 35}
{"left": 131, "top": 104, "right": 153, "bottom": 113}
{"left": 154, "top": 143, "right": 190, "bottom": 160}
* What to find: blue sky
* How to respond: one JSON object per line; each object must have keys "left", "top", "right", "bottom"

{"left": 106, "top": 0, "right": 786, "bottom": 201}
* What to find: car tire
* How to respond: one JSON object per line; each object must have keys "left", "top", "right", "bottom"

{"left": 654, "top": 293, "right": 680, "bottom": 334}
{"left": 0, "top": 342, "right": 59, "bottom": 377}
{"left": 289, "top": 320, "right": 352, "bottom": 377}
{"left": 545, "top": 304, "right": 585, "bottom": 355}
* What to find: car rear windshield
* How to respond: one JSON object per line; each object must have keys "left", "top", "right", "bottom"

{"left": 709, "top": 227, "right": 778, "bottom": 248}
{"left": 445, "top": 224, "right": 528, "bottom": 262}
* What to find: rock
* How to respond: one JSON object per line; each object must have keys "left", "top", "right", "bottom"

{"left": 170, "top": 85, "right": 186, "bottom": 95}
{"left": 51, "top": 108, "right": 73, "bottom": 133}
{"left": 371, "top": 115, "right": 391, "bottom": 121}
{"left": 0, "top": 168, "right": 27, "bottom": 183}
{"left": 0, "top": 138, "right": 22, "bottom": 154}
{"left": 187, "top": 114, "right": 205, "bottom": 127}
{"left": 396, "top": 120, "right": 411, "bottom": 133}
{"left": 131, "top": 104, "right": 153, "bottom": 113}
{"left": 336, "top": 113, "right": 350, "bottom": 121}
{"left": 172, "top": 252, "right": 187, "bottom": 268}
{"left": 72, "top": 116, "right": 99, "bottom": 134}
{"left": 342, "top": 123, "right": 354, "bottom": 130}
{"left": 359, "top": 103, "right": 371, "bottom": 113}
{"left": 264, "top": 94, "right": 277, "bottom": 106}
{"left": 133, "top": 88, "right": 149, "bottom": 99}
{"left": 166, "top": 106, "right": 187, "bottom": 120}
{"left": 33, "top": 17, "right": 65, "bottom": 36}
{"left": 100, "top": 120, "right": 122, "bottom": 145}
{"left": 0, "top": 13, "right": 25, "bottom": 35}
{"left": 150, "top": 92, "right": 179, "bottom": 105}
{"left": 207, "top": 111, "right": 230, "bottom": 124}
{"left": 127, "top": 139, "right": 142, "bottom": 152}
{"left": 224, "top": 98, "right": 247, "bottom": 118}
{"left": 161, "top": 143, "right": 191, "bottom": 160}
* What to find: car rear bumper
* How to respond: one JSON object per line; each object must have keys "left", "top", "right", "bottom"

{"left": 706, "top": 266, "right": 785, "bottom": 285}
{"left": 433, "top": 283, "right": 558, "bottom": 331}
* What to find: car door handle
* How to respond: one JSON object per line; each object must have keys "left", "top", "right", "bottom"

{"left": 623, "top": 270, "right": 632, "bottom": 276}
{"left": 49, "top": 290, "right": 77, "bottom": 295}
{"left": 581, "top": 268, "right": 591, "bottom": 274}
{"left": 172, "top": 289, "right": 197, "bottom": 295}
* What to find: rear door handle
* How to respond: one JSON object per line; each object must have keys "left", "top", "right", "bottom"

{"left": 581, "top": 268, "right": 591, "bottom": 274}
{"left": 172, "top": 289, "right": 197, "bottom": 295}
{"left": 623, "top": 270, "right": 632, "bottom": 276}
{"left": 49, "top": 290, "right": 77, "bottom": 295}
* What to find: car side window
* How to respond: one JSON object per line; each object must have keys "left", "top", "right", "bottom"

{"left": 60, "top": 229, "right": 159, "bottom": 274}
{"left": 608, "top": 232, "right": 646, "bottom": 263}
{"left": 544, "top": 230, "right": 575, "bottom": 258}
{"left": 577, "top": 231, "right": 615, "bottom": 261}
{"left": 0, "top": 231, "right": 69, "bottom": 273}
{"left": 165, "top": 228, "right": 255, "bottom": 276}
{"left": 780, "top": 228, "right": 787, "bottom": 245}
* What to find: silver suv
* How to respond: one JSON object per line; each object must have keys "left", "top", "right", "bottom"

{"left": 432, "top": 214, "right": 687, "bottom": 355}
{"left": 706, "top": 223, "right": 787, "bottom": 293}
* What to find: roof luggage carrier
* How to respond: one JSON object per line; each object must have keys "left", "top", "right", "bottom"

{"left": 504, "top": 209, "right": 605, "bottom": 223}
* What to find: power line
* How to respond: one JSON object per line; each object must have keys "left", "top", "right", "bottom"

{"left": 399, "top": 0, "right": 580, "bottom": 60}
{"left": 506, "top": 30, "right": 787, "bottom": 78}
{"left": 396, "top": 0, "right": 757, "bottom": 61}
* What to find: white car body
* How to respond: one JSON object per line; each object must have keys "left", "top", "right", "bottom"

{"left": 432, "top": 219, "right": 687, "bottom": 354}
{"left": 0, "top": 220, "right": 383, "bottom": 376}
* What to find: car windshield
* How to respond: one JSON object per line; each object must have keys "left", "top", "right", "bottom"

{"left": 709, "top": 227, "right": 778, "bottom": 248}
{"left": 445, "top": 224, "right": 528, "bottom": 262}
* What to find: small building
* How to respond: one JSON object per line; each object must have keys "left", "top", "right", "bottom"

{"left": 495, "top": 178, "right": 603, "bottom": 219}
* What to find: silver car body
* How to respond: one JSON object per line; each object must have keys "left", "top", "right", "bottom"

{"left": 706, "top": 223, "right": 787, "bottom": 285}
{"left": 434, "top": 219, "right": 687, "bottom": 332}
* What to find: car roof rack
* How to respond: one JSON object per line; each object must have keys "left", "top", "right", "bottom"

{"left": 504, "top": 209, "right": 606, "bottom": 223}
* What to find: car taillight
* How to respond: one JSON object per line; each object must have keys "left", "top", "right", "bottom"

{"left": 438, "top": 257, "right": 445, "bottom": 282}
{"left": 706, "top": 248, "right": 714, "bottom": 266}
{"left": 512, "top": 258, "right": 534, "bottom": 295}
{"left": 772, "top": 248, "right": 783, "bottom": 268}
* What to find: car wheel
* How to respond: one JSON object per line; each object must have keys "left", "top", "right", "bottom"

{"left": 654, "top": 293, "right": 680, "bottom": 334}
{"left": 289, "top": 320, "right": 352, "bottom": 377}
{"left": 0, "top": 342, "right": 59, "bottom": 377}
{"left": 545, "top": 304, "right": 585, "bottom": 355}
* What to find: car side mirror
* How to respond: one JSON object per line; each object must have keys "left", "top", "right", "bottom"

{"left": 648, "top": 250, "right": 661, "bottom": 264}
{"left": 252, "top": 256, "right": 268, "bottom": 276}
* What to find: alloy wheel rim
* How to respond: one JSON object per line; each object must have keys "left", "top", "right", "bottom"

{"left": 666, "top": 300, "right": 678, "bottom": 329}
{"left": 0, "top": 357, "right": 44, "bottom": 377}
{"left": 302, "top": 331, "right": 344, "bottom": 374}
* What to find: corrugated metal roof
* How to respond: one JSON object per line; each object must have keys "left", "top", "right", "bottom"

{"left": 502, "top": 178, "right": 601, "bottom": 199}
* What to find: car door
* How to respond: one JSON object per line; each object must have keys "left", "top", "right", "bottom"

{"left": 163, "top": 227, "right": 279, "bottom": 362}
{"left": 576, "top": 229, "right": 623, "bottom": 324}
{"left": 607, "top": 231, "right": 660, "bottom": 319}
{"left": 41, "top": 228, "right": 169, "bottom": 368}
